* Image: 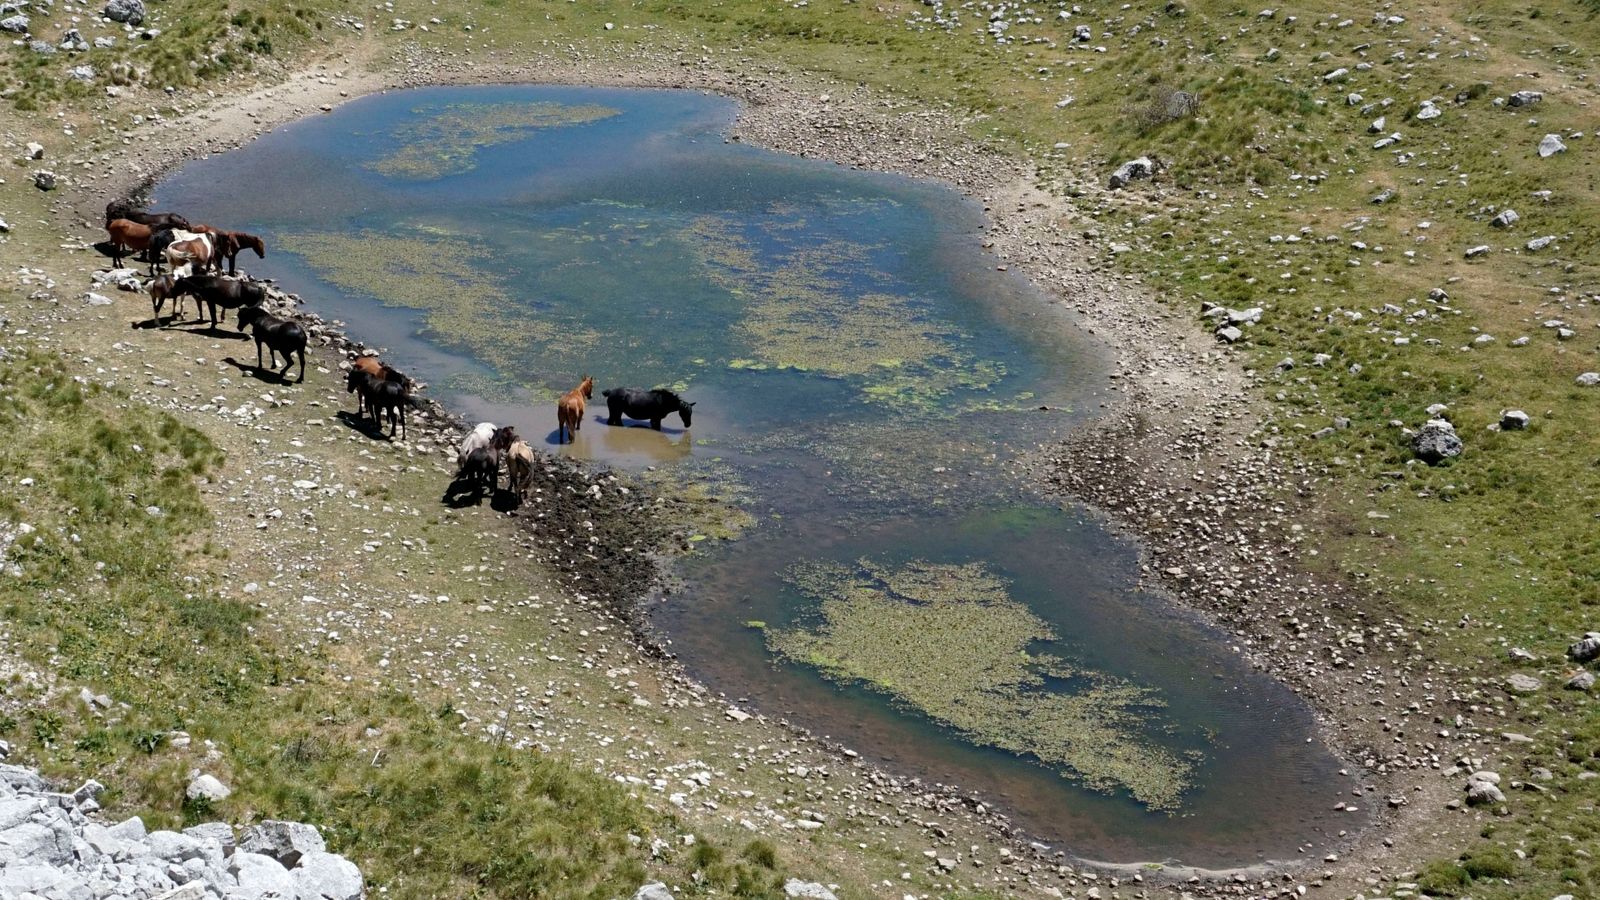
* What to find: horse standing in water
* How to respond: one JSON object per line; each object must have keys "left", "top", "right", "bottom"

{"left": 555, "top": 375, "right": 593, "bottom": 444}
{"left": 602, "top": 387, "right": 695, "bottom": 431}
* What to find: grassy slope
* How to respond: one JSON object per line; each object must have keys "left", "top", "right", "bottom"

{"left": 3, "top": 0, "right": 1599, "bottom": 896}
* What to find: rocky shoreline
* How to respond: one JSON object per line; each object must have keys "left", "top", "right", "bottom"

{"left": 21, "top": 31, "right": 1485, "bottom": 896}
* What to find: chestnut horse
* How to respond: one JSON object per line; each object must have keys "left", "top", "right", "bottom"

{"left": 555, "top": 375, "right": 593, "bottom": 444}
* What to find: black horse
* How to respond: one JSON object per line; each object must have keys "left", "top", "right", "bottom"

{"left": 237, "top": 305, "right": 307, "bottom": 383}
{"left": 172, "top": 275, "right": 267, "bottom": 329}
{"left": 602, "top": 387, "right": 695, "bottom": 431}
{"left": 345, "top": 369, "right": 415, "bottom": 439}
{"left": 105, "top": 200, "right": 190, "bottom": 232}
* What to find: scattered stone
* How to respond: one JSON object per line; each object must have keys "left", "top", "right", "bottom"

{"left": 1577, "top": 372, "right": 1600, "bottom": 387}
{"left": 1491, "top": 209, "right": 1519, "bottom": 228}
{"left": 1370, "top": 188, "right": 1394, "bottom": 204}
{"left": 1499, "top": 410, "right": 1530, "bottom": 431}
{"left": 1415, "top": 100, "right": 1441, "bottom": 120}
{"left": 83, "top": 292, "right": 114, "bottom": 307}
{"left": 32, "top": 171, "right": 57, "bottom": 192}
{"left": 1464, "top": 244, "right": 1489, "bottom": 258}
{"left": 1411, "top": 419, "right": 1462, "bottom": 464}
{"left": 239, "top": 819, "right": 326, "bottom": 867}
{"left": 1525, "top": 235, "right": 1555, "bottom": 252}
{"left": 1538, "top": 133, "right": 1567, "bottom": 158}
{"left": 1566, "top": 671, "right": 1595, "bottom": 692}
{"left": 1505, "top": 673, "right": 1543, "bottom": 694}
{"left": 784, "top": 879, "right": 840, "bottom": 900}
{"left": 59, "top": 29, "right": 89, "bottom": 52}
{"left": 23, "top": 142, "right": 44, "bottom": 160}
{"left": 633, "top": 883, "right": 675, "bottom": 900}
{"left": 67, "top": 65, "right": 96, "bottom": 82}
{"left": 1569, "top": 632, "right": 1600, "bottom": 662}
{"left": 103, "top": 0, "right": 146, "bottom": 25}
{"left": 1465, "top": 772, "right": 1505, "bottom": 806}
{"left": 1507, "top": 90, "right": 1542, "bottom": 108}
{"left": 1368, "top": 116, "right": 1386, "bottom": 133}
{"left": 1108, "top": 156, "right": 1156, "bottom": 189}
{"left": 289, "top": 851, "right": 364, "bottom": 900}
{"left": 185, "top": 774, "right": 231, "bottom": 803}
{"left": 0, "top": 14, "right": 28, "bottom": 33}
{"left": 1508, "top": 647, "right": 1536, "bottom": 662}
{"left": 1215, "top": 325, "right": 1243, "bottom": 344}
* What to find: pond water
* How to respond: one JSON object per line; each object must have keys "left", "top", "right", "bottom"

{"left": 155, "top": 85, "right": 1363, "bottom": 866}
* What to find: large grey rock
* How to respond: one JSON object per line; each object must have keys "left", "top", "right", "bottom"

{"left": 148, "top": 829, "right": 206, "bottom": 862}
{"left": 230, "top": 850, "right": 296, "bottom": 900}
{"left": 1499, "top": 410, "right": 1530, "bottom": 431}
{"left": 1566, "top": 671, "right": 1595, "bottom": 692}
{"left": 1506, "top": 673, "right": 1543, "bottom": 694}
{"left": 1108, "top": 156, "right": 1156, "bottom": 189}
{"left": 784, "top": 880, "right": 839, "bottom": 900}
{"left": 1215, "top": 325, "right": 1243, "bottom": 344}
{"left": 24, "top": 142, "right": 44, "bottom": 160}
{"left": 1538, "top": 133, "right": 1567, "bottom": 158}
{"left": 32, "top": 170, "right": 57, "bottom": 191}
{"left": 1569, "top": 632, "right": 1600, "bottom": 662}
{"left": 60, "top": 28, "right": 89, "bottom": 51}
{"left": 0, "top": 766, "right": 47, "bottom": 793}
{"left": 1465, "top": 779, "right": 1505, "bottom": 806}
{"left": 183, "top": 821, "right": 236, "bottom": 855}
{"left": 1491, "top": 209, "right": 1519, "bottom": 228}
{"left": 0, "top": 13, "right": 28, "bottom": 33}
{"left": 1576, "top": 372, "right": 1600, "bottom": 387}
{"left": 185, "top": 774, "right": 231, "bottom": 803}
{"left": 632, "top": 883, "right": 675, "bottom": 900}
{"left": 0, "top": 863, "right": 76, "bottom": 897}
{"left": 0, "top": 819, "right": 74, "bottom": 866}
{"left": 152, "top": 883, "right": 209, "bottom": 900}
{"left": 1415, "top": 100, "right": 1441, "bottom": 120}
{"left": 67, "top": 65, "right": 96, "bottom": 82}
{"left": 104, "top": 0, "right": 145, "bottom": 25}
{"left": 290, "top": 850, "right": 364, "bottom": 900}
{"left": 1411, "top": 419, "right": 1462, "bottom": 464}
{"left": 1508, "top": 90, "right": 1542, "bottom": 107}
{"left": 239, "top": 819, "right": 325, "bottom": 868}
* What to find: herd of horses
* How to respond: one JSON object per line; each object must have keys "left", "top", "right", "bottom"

{"left": 103, "top": 198, "right": 699, "bottom": 504}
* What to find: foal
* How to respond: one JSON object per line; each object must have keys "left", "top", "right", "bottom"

{"left": 556, "top": 375, "right": 593, "bottom": 444}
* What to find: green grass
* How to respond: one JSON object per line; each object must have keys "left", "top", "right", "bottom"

{"left": 0, "top": 346, "right": 783, "bottom": 898}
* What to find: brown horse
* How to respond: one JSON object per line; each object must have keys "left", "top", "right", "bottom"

{"left": 556, "top": 375, "right": 593, "bottom": 444}
{"left": 105, "top": 218, "right": 157, "bottom": 273}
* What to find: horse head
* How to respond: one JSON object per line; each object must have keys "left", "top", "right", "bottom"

{"left": 237, "top": 304, "right": 265, "bottom": 330}
{"left": 679, "top": 399, "right": 696, "bottom": 428}
{"left": 244, "top": 234, "right": 266, "bottom": 258}
{"left": 491, "top": 425, "right": 519, "bottom": 451}
{"left": 580, "top": 375, "right": 594, "bottom": 399}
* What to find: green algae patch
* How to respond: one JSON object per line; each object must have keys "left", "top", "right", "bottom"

{"left": 684, "top": 215, "right": 1004, "bottom": 410}
{"left": 277, "top": 229, "right": 598, "bottom": 377}
{"left": 768, "top": 559, "right": 1196, "bottom": 810}
{"left": 368, "top": 101, "right": 620, "bottom": 180}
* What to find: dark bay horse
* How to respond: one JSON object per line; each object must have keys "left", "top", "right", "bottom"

{"left": 602, "top": 387, "right": 695, "bottom": 431}
{"left": 237, "top": 305, "right": 307, "bottom": 383}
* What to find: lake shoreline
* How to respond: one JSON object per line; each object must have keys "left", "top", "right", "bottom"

{"left": 59, "top": 35, "right": 1436, "bottom": 891}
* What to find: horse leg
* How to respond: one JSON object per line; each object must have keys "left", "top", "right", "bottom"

{"left": 651, "top": 418, "right": 662, "bottom": 431}
{"left": 256, "top": 339, "right": 265, "bottom": 371}
{"left": 296, "top": 350, "right": 305, "bottom": 384}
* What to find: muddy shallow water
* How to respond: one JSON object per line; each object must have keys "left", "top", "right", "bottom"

{"left": 155, "top": 84, "right": 1363, "bottom": 866}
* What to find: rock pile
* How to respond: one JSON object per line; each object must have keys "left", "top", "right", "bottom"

{"left": 1411, "top": 418, "right": 1462, "bottom": 464}
{"left": 0, "top": 764, "right": 363, "bottom": 899}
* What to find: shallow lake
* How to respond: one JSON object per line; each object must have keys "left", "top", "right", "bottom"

{"left": 156, "top": 85, "right": 1362, "bottom": 866}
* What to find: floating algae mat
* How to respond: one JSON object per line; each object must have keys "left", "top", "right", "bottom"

{"left": 768, "top": 559, "right": 1196, "bottom": 810}
{"left": 155, "top": 85, "right": 1359, "bottom": 866}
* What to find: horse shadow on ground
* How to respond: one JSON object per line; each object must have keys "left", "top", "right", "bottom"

{"left": 441, "top": 474, "right": 518, "bottom": 511}
{"left": 334, "top": 409, "right": 398, "bottom": 442}
{"left": 220, "top": 355, "right": 296, "bottom": 386}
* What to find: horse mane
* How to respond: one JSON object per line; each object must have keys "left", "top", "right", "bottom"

{"left": 649, "top": 387, "right": 681, "bottom": 403}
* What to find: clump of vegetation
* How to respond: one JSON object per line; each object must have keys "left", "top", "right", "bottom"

{"left": 687, "top": 214, "right": 1005, "bottom": 409}
{"left": 768, "top": 558, "right": 1197, "bottom": 809}
{"left": 369, "top": 101, "right": 620, "bottom": 179}
{"left": 278, "top": 228, "right": 600, "bottom": 376}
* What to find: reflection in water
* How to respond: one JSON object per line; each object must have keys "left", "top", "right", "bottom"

{"left": 154, "top": 84, "right": 1361, "bottom": 866}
